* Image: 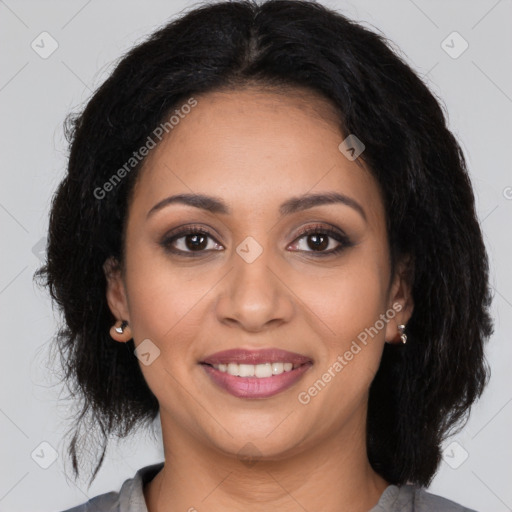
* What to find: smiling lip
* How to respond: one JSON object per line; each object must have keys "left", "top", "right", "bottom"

{"left": 200, "top": 348, "right": 313, "bottom": 399}
{"left": 201, "top": 348, "right": 312, "bottom": 366}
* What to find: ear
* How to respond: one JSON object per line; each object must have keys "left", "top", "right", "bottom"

{"left": 103, "top": 256, "right": 131, "bottom": 342}
{"left": 384, "top": 254, "right": 414, "bottom": 344}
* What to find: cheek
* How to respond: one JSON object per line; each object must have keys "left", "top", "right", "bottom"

{"left": 122, "top": 251, "right": 208, "bottom": 404}
{"left": 303, "top": 263, "right": 388, "bottom": 338}
{"left": 123, "top": 241, "right": 213, "bottom": 337}
{"left": 297, "top": 256, "right": 390, "bottom": 393}
{"left": 296, "top": 276, "right": 388, "bottom": 421}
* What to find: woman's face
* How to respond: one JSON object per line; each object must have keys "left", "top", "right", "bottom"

{"left": 106, "top": 87, "right": 412, "bottom": 461}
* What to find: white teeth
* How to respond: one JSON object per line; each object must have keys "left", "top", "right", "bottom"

{"left": 272, "top": 362, "right": 284, "bottom": 375}
{"left": 239, "top": 364, "right": 255, "bottom": 377}
{"left": 212, "top": 362, "right": 297, "bottom": 377}
{"left": 255, "top": 363, "right": 272, "bottom": 378}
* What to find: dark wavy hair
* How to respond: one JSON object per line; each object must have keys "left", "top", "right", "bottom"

{"left": 34, "top": 0, "right": 493, "bottom": 488}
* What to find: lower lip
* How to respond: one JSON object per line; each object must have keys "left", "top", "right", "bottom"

{"left": 200, "top": 363, "right": 313, "bottom": 399}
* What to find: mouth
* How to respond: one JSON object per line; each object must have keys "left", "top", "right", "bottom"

{"left": 199, "top": 348, "right": 313, "bottom": 399}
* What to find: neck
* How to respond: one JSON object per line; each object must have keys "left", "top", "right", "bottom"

{"left": 144, "top": 410, "right": 390, "bottom": 512}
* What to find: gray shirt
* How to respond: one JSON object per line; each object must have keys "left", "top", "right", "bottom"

{"left": 60, "top": 462, "right": 478, "bottom": 512}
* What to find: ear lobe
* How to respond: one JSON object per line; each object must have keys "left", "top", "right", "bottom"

{"left": 385, "top": 254, "right": 414, "bottom": 343}
{"left": 103, "top": 256, "right": 130, "bottom": 322}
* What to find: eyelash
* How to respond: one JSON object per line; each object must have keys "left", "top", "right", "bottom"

{"left": 160, "top": 223, "right": 353, "bottom": 258}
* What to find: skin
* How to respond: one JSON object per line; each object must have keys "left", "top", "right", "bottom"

{"left": 105, "top": 86, "right": 414, "bottom": 512}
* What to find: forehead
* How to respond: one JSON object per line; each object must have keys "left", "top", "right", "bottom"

{"left": 129, "top": 88, "right": 385, "bottom": 224}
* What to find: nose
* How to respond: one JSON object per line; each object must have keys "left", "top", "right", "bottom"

{"left": 215, "top": 243, "right": 295, "bottom": 333}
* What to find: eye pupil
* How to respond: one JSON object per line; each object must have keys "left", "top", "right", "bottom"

{"left": 308, "top": 234, "right": 328, "bottom": 251}
{"left": 186, "top": 234, "right": 207, "bottom": 251}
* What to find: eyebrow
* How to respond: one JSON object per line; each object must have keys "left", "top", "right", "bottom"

{"left": 146, "top": 191, "right": 367, "bottom": 222}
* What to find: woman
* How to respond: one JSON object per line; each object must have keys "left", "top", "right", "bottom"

{"left": 35, "top": 0, "right": 493, "bottom": 510}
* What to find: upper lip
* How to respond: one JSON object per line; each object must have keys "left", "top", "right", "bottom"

{"left": 201, "top": 348, "right": 313, "bottom": 366}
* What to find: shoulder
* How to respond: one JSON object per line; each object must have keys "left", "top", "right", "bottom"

{"left": 413, "top": 486, "right": 479, "bottom": 512}
{"left": 373, "top": 483, "right": 479, "bottom": 512}
{"left": 59, "top": 489, "right": 120, "bottom": 512}
{"left": 58, "top": 462, "right": 164, "bottom": 512}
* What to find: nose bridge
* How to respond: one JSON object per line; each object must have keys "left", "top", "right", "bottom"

{"left": 215, "top": 233, "right": 294, "bottom": 330}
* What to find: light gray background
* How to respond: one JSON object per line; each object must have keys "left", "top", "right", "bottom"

{"left": 0, "top": 0, "right": 511, "bottom": 511}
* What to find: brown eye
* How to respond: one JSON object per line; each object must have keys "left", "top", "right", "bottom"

{"left": 161, "top": 226, "right": 223, "bottom": 256}
{"left": 183, "top": 233, "right": 208, "bottom": 251}
{"left": 304, "top": 233, "right": 330, "bottom": 251}
{"left": 289, "top": 224, "right": 353, "bottom": 256}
